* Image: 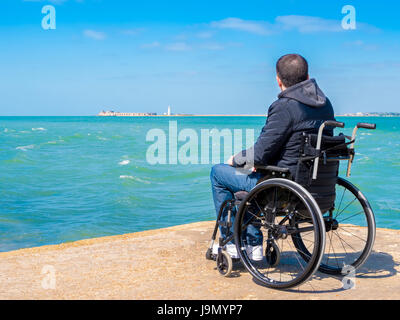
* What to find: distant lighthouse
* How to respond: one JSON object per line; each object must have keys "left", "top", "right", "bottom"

{"left": 167, "top": 105, "right": 171, "bottom": 116}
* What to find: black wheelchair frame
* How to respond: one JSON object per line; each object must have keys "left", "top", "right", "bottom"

{"left": 206, "top": 121, "right": 377, "bottom": 289}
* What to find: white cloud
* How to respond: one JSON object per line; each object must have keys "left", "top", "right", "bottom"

{"left": 140, "top": 41, "right": 161, "bottom": 49}
{"left": 174, "top": 34, "right": 188, "bottom": 41}
{"left": 121, "top": 28, "right": 145, "bottom": 36}
{"left": 199, "top": 43, "right": 225, "bottom": 51}
{"left": 196, "top": 31, "right": 214, "bottom": 39}
{"left": 209, "top": 15, "right": 379, "bottom": 36}
{"left": 23, "top": 0, "right": 77, "bottom": 3}
{"left": 83, "top": 29, "right": 106, "bottom": 40}
{"left": 199, "top": 42, "right": 242, "bottom": 51}
{"left": 140, "top": 41, "right": 242, "bottom": 52}
{"left": 275, "top": 15, "right": 343, "bottom": 33}
{"left": 165, "top": 42, "right": 191, "bottom": 52}
{"left": 210, "top": 18, "right": 272, "bottom": 35}
{"left": 343, "top": 40, "right": 379, "bottom": 51}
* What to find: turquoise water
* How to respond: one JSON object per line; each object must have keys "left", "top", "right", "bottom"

{"left": 0, "top": 116, "right": 399, "bottom": 252}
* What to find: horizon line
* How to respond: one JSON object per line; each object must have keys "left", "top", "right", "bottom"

{"left": 0, "top": 114, "right": 399, "bottom": 117}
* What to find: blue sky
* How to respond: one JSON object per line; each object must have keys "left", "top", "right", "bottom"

{"left": 0, "top": 0, "right": 400, "bottom": 115}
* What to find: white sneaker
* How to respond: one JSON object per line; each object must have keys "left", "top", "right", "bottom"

{"left": 212, "top": 243, "right": 219, "bottom": 255}
{"left": 246, "top": 245, "right": 264, "bottom": 261}
{"left": 226, "top": 243, "right": 239, "bottom": 259}
{"left": 212, "top": 243, "right": 239, "bottom": 259}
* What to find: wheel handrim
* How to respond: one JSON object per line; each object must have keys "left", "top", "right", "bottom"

{"left": 235, "top": 179, "right": 325, "bottom": 289}
{"left": 293, "top": 178, "right": 375, "bottom": 275}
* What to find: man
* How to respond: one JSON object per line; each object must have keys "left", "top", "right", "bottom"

{"left": 210, "top": 54, "right": 335, "bottom": 260}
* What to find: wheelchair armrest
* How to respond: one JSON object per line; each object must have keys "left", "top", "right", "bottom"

{"left": 255, "top": 165, "right": 290, "bottom": 174}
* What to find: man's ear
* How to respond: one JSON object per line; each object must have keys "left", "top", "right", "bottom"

{"left": 276, "top": 75, "right": 282, "bottom": 87}
{"left": 307, "top": 74, "right": 310, "bottom": 80}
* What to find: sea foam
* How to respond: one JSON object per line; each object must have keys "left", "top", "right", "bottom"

{"left": 16, "top": 145, "right": 35, "bottom": 151}
{"left": 120, "top": 175, "right": 134, "bottom": 179}
{"left": 118, "top": 160, "right": 130, "bottom": 165}
{"left": 119, "top": 175, "right": 151, "bottom": 184}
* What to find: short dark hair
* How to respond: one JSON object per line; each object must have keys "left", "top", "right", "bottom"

{"left": 276, "top": 54, "right": 309, "bottom": 88}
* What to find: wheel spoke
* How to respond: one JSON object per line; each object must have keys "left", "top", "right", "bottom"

{"left": 334, "top": 229, "right": 349, "bottom": 257}
{"left": 260, "top": 179, "right": 375, "bottom": 277}
{"left": 336, "top": 210, "right": 365, "bottom": 224}
{"left": 335, "top": 197, "right": 357, "bottom": 219}
{"left": 287, "top": 240, "right": 306, "bottom": 271}
{"left": 336, "top": 187, "right": 346, "bottom": 214}
{"left": 327, "top": 230, "right": 341, "bottom": 269}
{"left": 332, "top": 230, "right": 358, "bottom": 252}
{"left": 253, "top": 199, "right": 264, "bottom": 216}
{"left": 336, "top": 225, "right": 367, "bottom": 243}
{"left": 241, "top": 209, "right": 263, "bottom": 232}
{"left": 235, "top": 181, "right": 325, "bottom": 289}
{"left": 325, "top": 228, "right": 332, "bottom": 265}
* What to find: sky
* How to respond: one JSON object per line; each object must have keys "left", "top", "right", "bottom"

{"left": 0, "top": 0, "right": 400, "bottom": 116}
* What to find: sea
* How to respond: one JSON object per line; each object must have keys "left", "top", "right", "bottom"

{"left": 0, "top": 116, "right": 399, "bottom": 252}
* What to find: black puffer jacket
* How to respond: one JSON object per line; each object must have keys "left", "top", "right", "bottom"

{"left": 233, "top": 78, "right": 335, "bottom": 177}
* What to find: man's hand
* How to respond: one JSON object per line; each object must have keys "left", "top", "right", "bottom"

{"left": 227, "top": 155, "right": 234, "bottom": 166}
{"left": 227, "top": 156, "right": 256, "bottom": 172}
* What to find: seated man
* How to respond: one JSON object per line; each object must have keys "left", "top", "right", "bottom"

{"left": 210, "top": 53, "right": 335, "bottom": 260}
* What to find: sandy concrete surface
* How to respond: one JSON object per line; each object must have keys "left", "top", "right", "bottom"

{"left": 0, "top": 221, "right": 399, "bottom": 300}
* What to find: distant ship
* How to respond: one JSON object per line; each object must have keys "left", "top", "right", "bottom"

{"left": 98, "top": 106, "right": 194, "bottom": 117}
{"left": 98, "top": 110, "right": 157, "bottom": 117}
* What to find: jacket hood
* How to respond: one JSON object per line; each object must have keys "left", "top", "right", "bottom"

{"left": 278, "top": 78, "right": 327, "bottom": 108}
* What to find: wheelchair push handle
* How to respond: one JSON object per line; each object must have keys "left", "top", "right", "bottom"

{"left": 357, "top": 122, "right": 376, "bottom": 130}
{"left": 351, "top": 123, "right": 377, "bottom": 144}
{"left": 346, "top": 123, "right": 376, "bottom": 177}
{"left": 324, "top": 120, "right": 345, "bottom": 128}
{"left": 312, "top": 120, "right": 345, "bottom": 180}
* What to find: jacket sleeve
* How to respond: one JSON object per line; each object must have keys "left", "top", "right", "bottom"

{"left": 233, "top": 101, "right": 293, "bottom": 167}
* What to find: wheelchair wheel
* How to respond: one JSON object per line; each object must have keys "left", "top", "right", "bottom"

{"left": 205, "top": 248, "right": 213, "bottom": 261}
{"left": 234, "top": 178, "right": 326, "bottom": 289}
{"left": 216, "top": 251, "right": 232, "bottom": 277}
{"left": 292, "top": 177, "right": 376, "bottom": 275}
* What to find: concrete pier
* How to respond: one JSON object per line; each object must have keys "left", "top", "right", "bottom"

{"left": 0, "top": 221, "right": 399, "bottom": 299}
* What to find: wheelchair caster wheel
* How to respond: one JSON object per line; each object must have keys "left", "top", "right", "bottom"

{"left": 265, "top": 242, "right": 280, "bottom": 267}
{"left": 216, "top": 251, "right": 232, "bottom": 277}
{"left": 205, "top": 248, "right": 213, "bottom": 261}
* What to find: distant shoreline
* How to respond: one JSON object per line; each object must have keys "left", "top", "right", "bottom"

{"left": 336, "top": 115, "right": 400, "bottom": 117}
{"left": 1, "top": 114, "right": 399, "bottom": 117}
{"left": 98, "top": 114, "right": 267, "bottom": 117}
{"left": 96, "top": 114, "right": 400, "bottom": 117}
{"left": 96, "top": 110, "right": 400, "bottom": 117}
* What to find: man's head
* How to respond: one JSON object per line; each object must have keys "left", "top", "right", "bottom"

{"left": 276, "top": 54, "right": 309, "bottom": 91}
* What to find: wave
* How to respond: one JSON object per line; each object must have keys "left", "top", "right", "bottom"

{"left": 61, "top": 134, "right": 84, "bottom": 142}
{"left": 119, "top": 175, "right": 151, "bottom": 184}
{"left": 32, "top": 127, "right": 46, "bottom": 131}
{"left": 16, "top": 145, "right": 35, "bottom": 151}
{"left": 118, "top": 160, "right": 130, "bottom": 165}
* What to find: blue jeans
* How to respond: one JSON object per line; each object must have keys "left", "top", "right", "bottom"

{"left": 210, "top": 164, "right": 263, "bottom": 246}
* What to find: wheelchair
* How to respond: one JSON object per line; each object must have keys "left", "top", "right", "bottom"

{"left": 206, "top": 120, "right": 377, "bottom": 289}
